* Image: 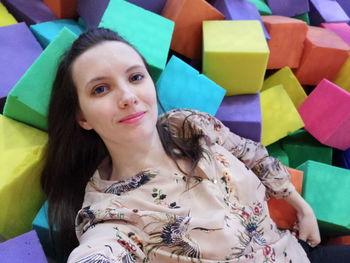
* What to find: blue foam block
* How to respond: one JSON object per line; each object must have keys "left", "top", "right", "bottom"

{"left": 156, "top": 55, "right": 226, "bottom": 116}
{"left": 309, "top": 0, "right": 350, "bottom": 26}
{"left": 215, "top": 93, "right": 262, "bottom": 142}
{"left": 0, "top": 230, "right": 47, "bottom": 263}
{"left": 267, "top": 0, "right": 309, "bottom": 17}
{"left": 30, "top": 19, "right": 85, "bottom": 48}
{"left": 333, "top": 148, "right": 350, "bottom": 169}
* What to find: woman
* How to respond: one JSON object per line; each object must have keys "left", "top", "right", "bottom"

{"left": 41, "top": 28, "right": 343, "bottom": 263}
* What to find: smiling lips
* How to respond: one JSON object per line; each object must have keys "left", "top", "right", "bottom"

{"left": 118, "top": 111, "right": 146, "bottom": 124}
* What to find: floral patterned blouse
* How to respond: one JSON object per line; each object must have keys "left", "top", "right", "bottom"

{"left": 68, "top": 109, "right": 309, "bottom": 263}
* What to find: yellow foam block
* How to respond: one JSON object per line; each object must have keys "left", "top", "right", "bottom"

{"left": 262, "top": 67, "right": 307, "bottom": 109}
{"left": 0, "top": 115, "right": 48, "bottom": 239}
{"left": 261, "top": 85, "right": 304, "bottom": 146}
{"left": 0, "top": 3, "right": 17, "bottom": 26}
{"left": 333, "top": 54, "right": 350, "bottom": 93}
{"left": 203, "top": 20, "right": 269, "bottom": 95}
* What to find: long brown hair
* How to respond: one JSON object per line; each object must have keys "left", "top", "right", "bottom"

{"left": 41, "top": 28, "right": 207, "bottom": 260}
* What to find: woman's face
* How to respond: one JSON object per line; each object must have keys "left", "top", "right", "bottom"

{"left": 72, "top": 40, "right": 158, "bottom": 145}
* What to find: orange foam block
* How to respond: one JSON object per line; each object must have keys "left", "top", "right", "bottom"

{"left": 43, "top": 0, "right": 77, "bottom": 19}
{"left": 294, "top": 26, "right": 350, "bottom": 85}
{"left": 268, "top": 167, "right": 303, "bottom": 229}
{"left": 327, "top": 236, "right": 350, "bottom": 246}
{"left": 262, "top": 15, "right": 308, "bottom": 69}
{"left": 161, "top": 0, "right": 224, "bottom": 59}
{"left": 298, "top": 79, "right": 350, "bottom": 150}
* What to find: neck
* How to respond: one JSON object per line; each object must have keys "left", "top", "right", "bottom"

{"left": 103, "top": 130, "right": 174, "bottom": 181}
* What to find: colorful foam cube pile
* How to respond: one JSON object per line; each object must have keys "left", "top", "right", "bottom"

{"left": 1, "top": 0, "right": 350, "bottom": 261}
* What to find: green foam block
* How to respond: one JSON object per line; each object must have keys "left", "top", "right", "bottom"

{"left": 99, "top": 0, "right": 174, "bottom": 81}
{"left": 297, "top": 161, "right": 350, "bottom": 236}
{"left": 247, "top": 0, "right": 272, "bottom": 15}
{"left": 281, "top": 129, "right": 333, "bottom": 168}
{"left": 3, "top": 28, "right": 78, "bottom": 131}
{"left": 293, "top": 13, "right": 310, "bottom": 25}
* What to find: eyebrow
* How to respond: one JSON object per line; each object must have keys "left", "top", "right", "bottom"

{"left": 85, "top": 64, "right": 145, "bottom": 88}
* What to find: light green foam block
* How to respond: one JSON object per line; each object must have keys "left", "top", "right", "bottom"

{"left": 0, "top": 115, "right": 48, "bottom": 239}
{"left": 99, "top": 0, "right": 174, "bottom": 81}
{"left": 3, "top": 28, "right": 78, "bottom": 131}
{"left": 297, "top": 161, "right": 350, "bottom": 236}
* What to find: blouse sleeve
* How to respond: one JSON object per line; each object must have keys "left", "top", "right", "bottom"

{"left": 163, "top": 108, "right": 295, "bottom": 199}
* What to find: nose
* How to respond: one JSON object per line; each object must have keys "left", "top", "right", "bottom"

{"left": 117, "top": 85, "right": 138, "bottom": 108}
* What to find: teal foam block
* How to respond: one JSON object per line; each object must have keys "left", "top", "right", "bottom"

{"left": 156, "top": 55, "right": 226, "bottom": 116}
{"left": 297, "top": 161, "right": 350, "bottom": 236}
{"left": 3, "top": 28, "right": 78, "bottom": 131}
{"left": 99, "top": 0, "right": 174, "bottom": 82}
{"left": 30, "top": 19, "right": 85, "bottom": 48}
{"left": 32, "top": 201, "right": 57, "bottom": 258}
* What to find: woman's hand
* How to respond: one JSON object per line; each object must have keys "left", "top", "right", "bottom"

{"left": 284, "top": 189, "right": 321, "bottom": 247}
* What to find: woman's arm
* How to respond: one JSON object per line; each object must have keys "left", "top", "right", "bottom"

{"left": 284, "top": 189, "right": 321, "bottom": 247}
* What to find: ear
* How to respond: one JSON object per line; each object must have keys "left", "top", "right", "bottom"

{"left": 76, "top": 110, "right": 93, "bottom": 130}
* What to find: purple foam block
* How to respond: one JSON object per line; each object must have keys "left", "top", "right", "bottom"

{"left": 0, "top": 230, "right": 48, "bottom": 263}
{"left": 214, "top": 0, "right": 270, "bottom": 39}
{"left": 309, "top": 0, "right": 350, "bottom": 26}
{"left": 337, "top": 0, "right": 350, "bottom": 18}
{"left": 267, "top": 0, "right": 309, "bottom": 17}
{"left": 126, "top": 0, "right": 167, "bottom": 14}
{"left": 77, "top": 0, "right": 110, "bottom": 28}
{"left": 215, "top": 94, "right": 262, "bottom": 142}
{"left": 2, "top": 0, "right": 57, "bottom": 26}
{"left": 0, "top": 23, "right": 42, "bottom": 100}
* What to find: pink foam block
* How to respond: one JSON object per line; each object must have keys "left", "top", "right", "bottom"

{"left": 298, "top": 79, "right": 350, "bottom": 150}
{"left": 321, "top": 22, "right": 350, "bottom": 46}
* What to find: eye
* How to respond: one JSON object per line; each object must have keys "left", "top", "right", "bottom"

{"left": 130, "top": 73, "right": 144, "bottom": 83}
{"left": 92, "top": 85, "right": 108, "bottom": 95}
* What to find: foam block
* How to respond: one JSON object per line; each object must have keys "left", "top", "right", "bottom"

{"left": 203, "top": 20, "right": 269, "bottom": 95}
{"left": 0, "top": 23, "right": 42, "bottom": 101}
{"left": 327, "top": 236, "right": 350, "bottom": 246}
{"left": 3, "top": 28, "right": 78, "bottom": 131}
{"left": 0, "top": 115, "right": 47, "bottom": 238}
{"left": 215, "top": 94, "right": 261, "bottom": 142}
{"left": 2, "top": 0, "right": 57, "bottom": 26}
{"left": 266, "top": 141, "right": 289, "bottom": 166}
{"left": 268, "top": 167, "right": 303, "bottom": 229}
{"left": 156, "top": 56, "right": 225, "bottom": 116}
{"left": 32, "top": 201, "right": 57, "bottom": 258}
{"left": 246, "top": 0, "right": 271, "bottom": 15}
{"left": 0, "top": 2, "right": 17, "bottom": 26}
{"left": 297, "top": 161, "right": 350, "bottom": 235}
{"left": 321, "top": 22, "right": 350, "bottom": 46}
{"left": 43, "top": 0, "right": 77, "bottom": 18}
{"left": 280, "top": 129, "right": 333, "bottom": 168}
{"left": 0, "top": 230, "right": 47, "bottom": 262}
{"left": 293, "top": 12, "right": 310, "bottom": 24}
{"left": 162, "top": 0, "right": 224, "bottom": 60}
{"left": 260, "top": 85, "right": 304, "bottom": 146}
{"left": 309, "top": 0, "right": 350, "bottom": 26}
{"left": 99, "top": 0, "right": 174, "bottom": 81}
{"left": 337, "top": 0, "right": 350, "bottom": 18}
{"left": 30, "top": 19, "right": 85, "bottom": 48}
{"left": 267, "top": 0, "right": 309, "bottom": 17}
{"left": 333, "top": 54, "right": 350, "bottom": 93}
{"left": 262, "top": 67, "right": 307, "bottom": 109}
{"left": 126, "top": 0, "right": 167, "bottom": 14}
{"left": 262, "top": 16, "right": 308, "bottom": 69}
{"left": 294, "top": 26, "right": 350, "bottom": 85}
{"left": 333, "top": 148, "right": 350, "bottom": 169}
{"left": 214, "top": 0, "right": 270, "bottom": 39}
{"left": 298, "top": 79, "right": 350, "bottom": 150}
{"left": 77, "top": 0, "right": 109, "bottom": 28}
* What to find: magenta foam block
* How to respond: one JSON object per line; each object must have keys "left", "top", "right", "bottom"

{"left": 266, "top": 0, "right": 309, "bottom": 17}
{"left": 1, "top": 0, "right": 57, "bottom": 26}
{"left": 0, "top": 23, "right": 42, "bottom": 100}
{"left": 321, "top": 22, "right": 350, "bottom": 46}
{"left": 0, "top": 230, "right": 47, "bottom": 263}
{"left": 298, "top": 79, "right": 350, "bottom": 150}
{"left": 309, "top": 0, "right": 350, "bottom": 26}
{"left": 215, "top": 94, "right": 262, "bottom": 142}
{"left": 214, "top": 0, "right": 270, "bottom": 39}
